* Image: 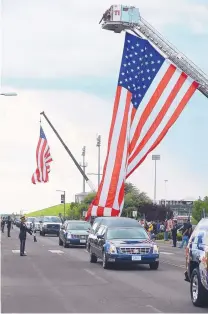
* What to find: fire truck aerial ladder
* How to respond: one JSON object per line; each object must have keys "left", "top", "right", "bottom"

{"left": 100, "top": 5, "right": 208, "bottom": 98}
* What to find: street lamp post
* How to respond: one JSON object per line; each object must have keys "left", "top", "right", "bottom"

{"left": 80, "top": 146, "right": 88, "bottom": 193}
{"left": 56, "top": 190, "right": 66, "bottom": 220}
{"left": 164, "top": 179, "right": 168, "bottom": 207}
{"left": 96, "top": 135, "right": 101, "bottom": 188}
{"left": 0, "top": 92, "right": 17, "bottom": 96}
{"left": 152, "top": 154, "right": 160, "bottom": 204}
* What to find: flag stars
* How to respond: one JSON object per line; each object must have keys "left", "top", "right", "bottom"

{"left": 119, "top": 35, "right": 165, "bottom": 107}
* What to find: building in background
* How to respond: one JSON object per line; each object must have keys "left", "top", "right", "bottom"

{"left": 159, "top": 199, "right": 194, "bottom": 222}
{"left": 75, "top": 192, "right": 91, "bottom": 204}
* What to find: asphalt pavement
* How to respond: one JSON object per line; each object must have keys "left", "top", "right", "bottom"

{"left": 1, "top": 227, "right": 208, "bottom": 313}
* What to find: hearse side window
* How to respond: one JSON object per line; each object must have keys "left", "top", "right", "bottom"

{"left": 97, "top": 225, "right": 106, "bottom": 236}
{"left": 91, "top": 222, "right": 100, "bottom": 234}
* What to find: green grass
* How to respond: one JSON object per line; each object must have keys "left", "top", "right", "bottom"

{"left": 191, "top": 217, "right": 198, "bottom": 225}
{"left": 26, "top": 204, "right": 70, "bottom": 217}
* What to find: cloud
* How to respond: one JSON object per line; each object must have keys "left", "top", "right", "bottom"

{"left": 2, "top": 0, "right": 208, "bottom": 78}
{"left": 0, "top": 87, "right": 206, "bottom": 214}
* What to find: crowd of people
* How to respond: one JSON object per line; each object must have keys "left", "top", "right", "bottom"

{"left": 139, "top": 217, "right": 193, "bottom": 248}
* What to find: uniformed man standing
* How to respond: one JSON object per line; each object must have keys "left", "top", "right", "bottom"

{"left": 19, "top": 216, "right": 32, "bottom": 256}
{"left": 7, "top": 216, "right": 12, "bottom": 237}
{"left": 1, "top": 217, "right": 6, "bottom": 233}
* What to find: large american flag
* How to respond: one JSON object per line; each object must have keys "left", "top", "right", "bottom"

{"left": 86, "top": 32, "right": 198, "bottom": 220}
{"left": 32, "top": 126, "right": 53, "bottom": 184}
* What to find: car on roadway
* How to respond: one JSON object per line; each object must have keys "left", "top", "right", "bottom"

{"left": 33, "top": 217, "right": 42, "bottom": 231}
{"left": 39, "top": 216, "right": 62, "bottom": 236}
{"left": 25, "top": 217, "right": 36, "bottom": 229}
{"left": 87, "top": 217, "right": 159, "bottom": 270}
{"left": 59, "top": 220, "right": 91, "bottom": 248}
{"left": 14, "top": 219, "right": 21, "bottom": 227}
{"left": 184, "top": 218, "right": 208, "bottom": 307}
{"left": 86, "top": 216, "right": 140, "bottom": 251}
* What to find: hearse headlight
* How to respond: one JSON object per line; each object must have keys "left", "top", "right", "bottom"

{"left": 153, "top": 244, "right": 159, "bottom": 254}
{"left": 108, "top": 244, "right": 117, "bottom": 254}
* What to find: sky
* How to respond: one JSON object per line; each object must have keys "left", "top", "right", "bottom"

{"left": 0, "top": 0, "right": 208, "bottom": 214}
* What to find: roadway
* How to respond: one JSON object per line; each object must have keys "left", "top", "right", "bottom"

{"left": 1, "top": 227, "right": 208, "bottom": 313}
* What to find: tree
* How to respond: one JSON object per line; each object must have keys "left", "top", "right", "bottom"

{"left": 192, "top": 197, "right": 208, "bottom": 222}
{"left": 68, "top": 202, "right": 81, "bottom": 219}
{"left": 123, "top": 182, "right": 151, "bottom": 217}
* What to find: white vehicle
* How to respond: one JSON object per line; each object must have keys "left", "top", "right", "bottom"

{"left": 34, "top": 217, "right": 41, "bottom": 231}
{"left": 39, "top": 216, "right": 62, "bottom": 236}
{"left": 25, "top": 217, "right": 35, "bottom": 229}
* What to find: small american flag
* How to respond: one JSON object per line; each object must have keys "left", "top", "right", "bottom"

{"left": 86, "top": 32, "right": 198, "bottom": 220}
{"left": 32, "top": 126, "right": 53, "bottom": 184}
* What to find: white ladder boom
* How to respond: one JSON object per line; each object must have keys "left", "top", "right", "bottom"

{"left": 101, "top": 5, "right": 208, "bottom": 98}
{"left": 133, "top": 17, "right": 208, "bottom": 98}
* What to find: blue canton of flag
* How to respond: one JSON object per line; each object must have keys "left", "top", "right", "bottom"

{"left": 118, "top": 33, "right": 165, "bottom": 108}
{"left": 40, "top": 126, "right": 47, "bottom": 139}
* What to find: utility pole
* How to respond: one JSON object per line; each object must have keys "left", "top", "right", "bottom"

{"left": 40, "top": 112, "right": 96, "bottom": 192}
{"left": 164, "top": 179, "right": 168, "bottom": 207}
{"left": 152, "top": 154, "right": 160, "bottom": 204}
{"left": 80, "top": 146, "right": 88, "bottom": 193}
{"left": 96, "top": 135, "right": 101, "bottom": 188}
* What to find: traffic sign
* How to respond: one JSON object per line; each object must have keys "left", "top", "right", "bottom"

{"left": 61, "top": 194, "right": 65, "bottom": 204}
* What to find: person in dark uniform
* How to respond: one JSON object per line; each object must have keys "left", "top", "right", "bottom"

{"left": 1, "top": 217, "right": 6, "bottom": 233}
{"left": 7, "top": 216, "right": 12, "bottom": 237}
{"left": 171, "top": 219, "right": 178, "bottom": 247}
{"left": 19, "top": 216, "right": 32, "bottom": 256}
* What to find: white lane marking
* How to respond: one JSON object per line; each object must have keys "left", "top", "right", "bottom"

{"left": 84, "top": 268, "right": 108, "bottom": 284}
{"left": 48, "top": 250, "right": 64, "bottom": 254}
{"left": 160, "top": 251, "right": 174, "bottom": 255}
{"left": 12, "top": 250, "right": 27, "bottom": 254}
{"left": 84, "top": 250, "right": 88, "bottom": 253}
{"left": 146, "top": 305, "right": 163, "bottom": 313}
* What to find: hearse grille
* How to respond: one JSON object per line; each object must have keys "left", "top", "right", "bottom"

{"left": 119, "top": 247, "right": 150, "bottom": 255}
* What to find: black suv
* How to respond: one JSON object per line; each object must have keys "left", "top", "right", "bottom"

{"left": 184, "top": 218, "right": 208, "bottom": 307}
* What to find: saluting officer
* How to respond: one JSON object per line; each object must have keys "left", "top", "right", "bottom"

{"left": 19, "top": 216, "right": 32, "bottom": 256}
{"left": 7, "top": 216, "right": 12, "bottom": 237}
